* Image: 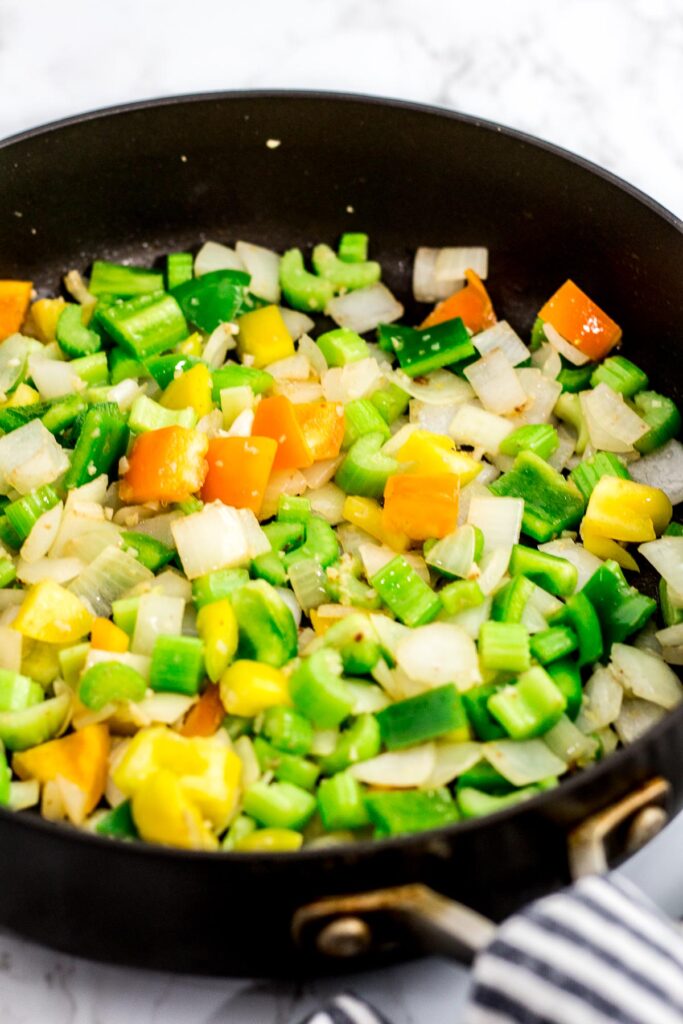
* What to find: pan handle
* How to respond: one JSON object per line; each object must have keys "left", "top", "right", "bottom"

{"left": 292, "top": 777, "right": 670, "bottom": 964}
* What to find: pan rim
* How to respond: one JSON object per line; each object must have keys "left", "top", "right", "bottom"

{"left": 0, "top": 87, "right": 681, "bottom": 867}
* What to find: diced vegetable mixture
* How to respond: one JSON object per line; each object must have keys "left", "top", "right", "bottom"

{"left": 0, "top": 237, "right": 681, "bottom": 852}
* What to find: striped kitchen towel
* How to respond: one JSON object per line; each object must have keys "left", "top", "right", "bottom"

{"left": 297, "top": 876, "right": 683, "bottom": 1024}
{"left": 465, "top": 875, "right": 683, "bottom": 1024}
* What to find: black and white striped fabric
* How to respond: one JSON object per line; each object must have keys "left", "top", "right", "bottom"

{"left": 297, "top": 877, "right": 683, "bottom": 1024}
{"left": 465, "top": 875, "right": 683, "bottom": 1024}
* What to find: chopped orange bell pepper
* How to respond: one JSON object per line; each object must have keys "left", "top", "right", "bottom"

{"left": 91, "top": 617, "right": 129, "bottom": 653}
{"left": 383, "top": 473, "right": 459, "bottom": 540}
{"left": 539, "top": 280, "right": 622, "bottom": 361}
{"left": 13, "top": 723, "right": 110, "bottom": 819}
{"left": 0, "top": 281, "right": 33, "bottom": 341}
{"left": 180, "top": 684, "right": 225, "bottom": 738}
{"left": 201, "top": 435, "right": 277, "bottom": 514}
{"left": 251, "top": 395, "right": 314, "bottom": 471}
{"left": 421, "top": 270, "right": 496, "bottom": 333}
{"left": 293, "top": 400, "right": 345, "bottom": 461}
{"left": 120, "top": 426, "right": 208, "bottom": 504}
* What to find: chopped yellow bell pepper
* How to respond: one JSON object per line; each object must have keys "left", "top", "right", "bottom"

{"left": 13, "top": 723, "right": 109, "bottom": 822}
{"left": 342, "top": 495, "right": 409, "bottom": 552}
{"left": 396, "top": 430, "right": 482, "bottom": 485}
{"left": 21, "top": 638, "right": 64, "bottom": 686}
{"left": 131, "top": 769, "right": 218, "bottom": 850}
{"left": 581, "top": 527, "right": 639, "bottom": 572}
{"left": 220, "top": 660, "right": 290, "bottom": 717}
{"left": 176, "top": 331, "right": 203, "bottom": 357}
{"left": 13, "top": 581, "right": 94, "bottom": 644}
{"left": 30, "top": 297, "right": 66, "bottom": 343}
{"left": 234, "top": 827, "right": 304, "bottom": 852}
{"left": 3, "top": 383, "right": 41, "bottom": 408}
{"left": 160, "top": 363, "right": 213, "bottom": 418}
{"left": 196, "top": 599, "right": 238, "bottom": 682}
{"left": 91, "top": 617, "right": 129, "bottom": 653}
{"left": 236, "top": 305, "right": 294, "bottom": 369}
{"left": 581, "top": 477, "right": 672, "bottom": 545}
{"left": 113, "top": 725, "right": 241, "bottom": 831}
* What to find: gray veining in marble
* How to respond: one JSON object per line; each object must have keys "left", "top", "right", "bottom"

{"left": 0, "top": 0, "right": 682, "bottom": 1019}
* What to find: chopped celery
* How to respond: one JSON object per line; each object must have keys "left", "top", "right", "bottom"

{"left": 89, "top": 260, "right": 163, "bottom": 298}
{"left": 335, "top": 432, "right": 398, "bottom": 499}
{"left": 317, "top": 327, "right": 369, "bottom": 366}
{"left": 79, "top": 661, "right": 147, "bottom": 710}
{"left": 338, "top": 233, "right": 369, "bottom": 264}
{"left": 590, "top": 356, "right": 648, "bottom": 397}
{"left": 312, "top": 244, "right": 381, "bottom": 292}
{"left": 318, "top": 772, "right": 369, "bottom": 830}
{"left": 121, "top": 531, "right": 175, "bottom": 572}
{"left": 569, "top": 451, "right": 630, "bottom": 503}
{"left": 370, "top": 555, "right": 441, "bottom": 627}
{"left": 56, "top": 303, "right": 101, "bottom": 358}
{"left": 150, "top": 635, "right": 205, "bottom": 695}
{"left": 478, "top": 621, "right": 530, "bottom": 673}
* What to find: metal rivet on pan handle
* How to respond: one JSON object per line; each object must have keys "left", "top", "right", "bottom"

{"left": 292, "top": 883, "right": 497, "bottom": 964}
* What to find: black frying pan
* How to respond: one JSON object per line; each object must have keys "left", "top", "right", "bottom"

{"left": 0, "top": 92, "right": 682, "bottom": 977}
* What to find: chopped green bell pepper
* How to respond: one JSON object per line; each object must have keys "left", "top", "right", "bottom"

{"left": 365, "top": 787, "right": 459, "bottom": 837}
{"left": 376, "top": 684, "right": 468, "bottom": 749}
{"left": 232, "top": 581, "right": 298, "bottom": 668}
{"left": 581, "top": 560, "right": 656, "bottom": 649}
{"left": 173, "top": 269, "right": 250, "bottom": 331}
{"left": 490, "top": 451, "right": 585, "bottom": 542}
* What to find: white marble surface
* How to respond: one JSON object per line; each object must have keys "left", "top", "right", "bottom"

{"left": 1, "top": 0, "right": 683, "bottom": 1020}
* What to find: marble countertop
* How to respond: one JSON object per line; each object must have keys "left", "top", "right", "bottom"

{"left": 1, "top": 0, "right": 682, "bottom": 1020}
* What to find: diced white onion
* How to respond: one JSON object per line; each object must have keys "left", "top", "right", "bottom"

{"left": 64, "top": 269, "right": 97, "bottom": 308}
{"left": 16, "top": 556, "right": 84, "bottom": 585}
{"left": 235, "top": 241, "right": 280, "bottom": 303}
{"left": 225, "top": 408, "right": 254, "bottom": 437}
{"left": 171, "top": 502, "right": 251, "bottom": 578}
{"left": 20, "top": 502, "right": 63, "bottom": 564}
{"left": 638, "top": 536, "right": 683, "bottom": 595}
{"left": 279, "top": 308, "right": 315, "bottom": 341}
{"left": 326, "top": 283, "right": 403, "bottom": 335}
{"left": 443, "top": 597, "right": 494, "bottom": 639}
{"left": 260, "top": 469, "right": 309, "bottom": 521}
{"left": 300, "top": 456, "right": 343, "bottom": 490}
{"left": 322, "top": 358, "right": 383, "bottom": 403}
{"left": 412, "top": 248, "right": 462, "bottom": 303}
{"left": 396, "top": 622, "right": 481, "bottom": 692}
{"left": 614, "top": 698, "right": 667, "bottom": 745}
{"left": 194, "top": 241, "right": 245, "bottom": 276}
{"left": 133, "top": 512, "right": 182, "bottom": 549}
{"left": 8, "top": 779, "right": 40, "bottom": 811}
{"left": 464, "top": 350, "right": 527, "bottom": 416}
{"left": 385, "top": 367, "right": 473, "bottom": 407}
{"left": 64, "top": 522, "right": 123, "bottom": 563}
{"left": 28, "top": 356, "right": 84, "bottom": 400}
{"left": 580, "top": 384, "right": 649, "bottom": 452}
{"left": 274, "top": 586, "right": 302, "bottom": 628}
{"left": 0, "top": 334, "right": 29, "bottom": 394}
{"left": 539, "top": 539, "right": 603, "bottom": 591}
{"left": 531, "top": 343, "right": 562, "bottom": 379}
{"left": 421, "top": 741, "right": 482, "bottom": 788}
{"left": 436, "top": 247, "right": 488, "bottom": 282}
{"left": 467, "top": 494, "right": 523, "bottom": 553}
{"left": 0, "top": 624, "right": 22, "bottom": 672}
{"left": 477, "top": 546, "right": 512, "bottom": 595}
{"left": 473, "top": 321, "right": 529, "bottom": 367}
{"left": 547, "top": 424, "right": 576, "bottom": 472}
{"left": 655, "top": 623, "right": 683, "bottom": 662}
{"left": 449, "top": 404, "right": 514, "bottom": 454}
{"left": 272, "top": 380, "right": 324, "bottom": 404}
{"left": 152, "top": 568, "right": 193, "bottom": 602}
{"left": 131, "top": 592, "right": 185, "bottom": 656}
{"left": 236, "top": 508, "right": 270, "bottom": 559}
{"left": 107, "top": 378, "right": 144, "bottom": 412}
{"left": 577, "top": 665, "right": 623, "bottom": 730}
{"left": 483, "top": 739, "right": 566, "bottom": 786}
{"left": 610, "top": 643, "right": 683, "bottom": 709}
{"left": 346, "top": 680, "right": 390, "bottom": 715}
{"left": 70, "top": 544, "right": 153, "bottom": 618}
{"left": 235, "top": 735, "right": 261, "bottom": 787}
{"left": 369, "top": 613, "right": 411, "bottom": 659}
{"left": 629, "top": 439, "right": 683, "bottom": 505}
{"left": 0, "top": 420, "right": 70, "bottom": 496}
{"left": 409, "top": 400, "right": 460, "bottom": 436}
{"left": 297, "top": 334, "right": 328, "bottom": 377}
{"left": 307, "top": 482, "right": 346, "bottom": 524}
{"left": 510, "top": 368, "right": 562, "bottom": 425}
{"left": 351, "top": 743, "right": 436, "bottom": 788}
{"left": 526, "top": 582, "right": 564, "bottom": 619}
{"left": 266, "top": 353, "right": 310, "bottom": 380}
{"left": 520, "top": 603, "right": 549, "bottom": 634}
{"left": 543, "top": 716, "right": 598, "bottom": 765}
{"left": 203, "top": 323, "right": 237, "bottom": 369}
{"left": 134, "top": 693, "right": 195, "bottom": 726}
{"left": 311, "top": 729, "right": 339, "bottom": 757}
{"left": 544, "top": 321, "right": 592, "bottom": 366}
{"left": 220, "top": 385, "right": 253, "bottom": 428}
